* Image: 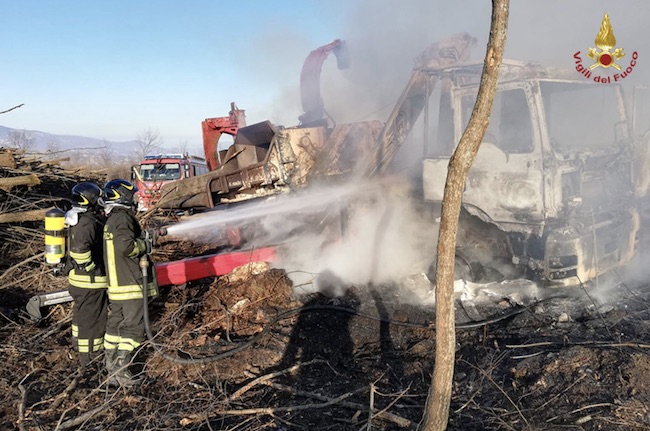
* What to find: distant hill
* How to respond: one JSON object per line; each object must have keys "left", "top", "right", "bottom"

{"left": 0, "top": 125, "right": 149, "bottom": 170}
{"left": 0, "top": 125, "right": 222, "bottom": 170}
{"left": 0, "top": 124, "right": 138, "bottom": 152}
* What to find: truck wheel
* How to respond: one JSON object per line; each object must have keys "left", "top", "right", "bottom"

{"left": 426, "top": 254, "right": 475, "bottom": 284}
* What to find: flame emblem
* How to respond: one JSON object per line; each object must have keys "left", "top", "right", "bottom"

{"left": 587, "top": 13, "right": 624, "bottom": 70}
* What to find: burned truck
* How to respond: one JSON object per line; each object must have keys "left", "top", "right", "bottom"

{"left": 155, "top": 33, "right": 650, "bottom": 289}
{"left": 416, "top": 61, "right": 650, "bottom": 287}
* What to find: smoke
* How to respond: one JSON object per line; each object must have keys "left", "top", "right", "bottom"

{"left": 164, "top": 178, "right": 438, "bottom": 298}
{"left": 272, "top": 180, "right": 438, "bottom": 297}
{"left": 165, "top": 182, "right": 363, "bottom": 238}
{"left": 300, "top": 0, "right": 650, "bottom": 129}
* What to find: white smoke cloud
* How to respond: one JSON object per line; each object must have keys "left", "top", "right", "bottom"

{"left": 300, "top": 1, "right": 650, "bottom": 129}
{"left": 166, "top": 177, "right": 439, "bottom": 298}
{"left": 270, "top": 179, "right": 438, "bottom": 296}
{"left": 223, "top": 180, "right": 437, "bottom": 295}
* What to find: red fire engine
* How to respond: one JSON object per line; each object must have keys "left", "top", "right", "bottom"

{"left": 133, "top": 153, "right": 209, "bottom": 211}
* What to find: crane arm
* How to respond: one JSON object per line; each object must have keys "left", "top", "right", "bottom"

{"left": 299, "top": 39, "right": 350, "bottom": 126}
{"left": 202, "top": 102, "right": 247, "bottom": 171}
{"left": 370, "top": 33, "right": 476, "bottom": 175}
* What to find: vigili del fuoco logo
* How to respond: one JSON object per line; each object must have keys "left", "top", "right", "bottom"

{"left": 574, "top": 12, "right": 638, "bottom": 83}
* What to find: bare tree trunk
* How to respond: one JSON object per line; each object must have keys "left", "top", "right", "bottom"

{"left": 419, "top": 1, "right": 509, "bottom": 430}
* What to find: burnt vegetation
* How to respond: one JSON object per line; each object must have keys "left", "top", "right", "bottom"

{"left": 2, "top": 149, "right": 650, "bottom": 430}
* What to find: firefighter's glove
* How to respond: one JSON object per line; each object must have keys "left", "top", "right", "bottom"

{"left": 131, "top": 238, "right": 149, "bottom": 257}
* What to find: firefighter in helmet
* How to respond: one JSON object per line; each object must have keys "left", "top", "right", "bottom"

{"left": 66, "top": 182, "right": 109, "bottom": 369}
{"left": 102, "top": 179, "right": 157, "bottom": 387}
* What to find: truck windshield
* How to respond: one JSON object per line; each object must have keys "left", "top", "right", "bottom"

{"left": 459, "top": 87, "right": 534, "bottom": 155}
{"left": 540, "top": 82, "right": 624, "bottom": 155}
{"left": 139, "top": 163, "right": 181, "bottom": 181}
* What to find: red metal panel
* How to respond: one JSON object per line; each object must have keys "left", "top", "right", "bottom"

{"left": 202, "top": 103, "right": 246, "bottom": 171}
{"left": 154, "top": 246, "right": 278, "bottom": 286}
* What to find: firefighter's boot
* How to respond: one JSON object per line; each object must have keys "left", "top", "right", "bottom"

{"left": 79, "top": 352, "right": 92, "bottom": 368}
{"left": 104, "top": 348, "right": 121, "bottom": 386}
{"left": 109, "top": 350, "right": 139, "bottom": 388}
{"left": 78, "top": 352, "right": 102, "bottom": 387}
{"left": 104, "top": 348, "right": 118, "bottom": 372}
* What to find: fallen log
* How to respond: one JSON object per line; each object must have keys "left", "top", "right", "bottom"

{"left": 0, "top": 174, "right": 40, "bottom": 192}
{"left": 37, "top": 158, "right": 70, "bottom": 168}
{"left": 0, "top": 208, "right": 47, "bottom": 224}
{"left": 0, "top": 150, "right": 16, "bottom": 168}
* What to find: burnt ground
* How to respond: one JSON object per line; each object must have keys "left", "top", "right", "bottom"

{"left": 3, "top": 237, "right": 650, "bottom": 431}
{"left": 2, "top": 152, "right": 650, "bottom": 430}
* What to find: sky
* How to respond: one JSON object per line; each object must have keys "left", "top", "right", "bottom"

{"left": 1, "top": 0, "right": 648, "bottom": 154}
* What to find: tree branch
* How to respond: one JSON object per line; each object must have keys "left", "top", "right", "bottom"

{"left": 29, "top": 146, "right": 108, "bottom": 156}
{"left": 0, "top": 104, "right": 24, "bottom": 115}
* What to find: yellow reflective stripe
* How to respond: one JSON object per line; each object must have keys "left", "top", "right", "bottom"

{"left": 109, "top": 292, "right": 143, "bottom": 300}
{"left": 84, "top": 262, "right": 96, "bottom": 272}
{"left": 118, "top": 338, "right": 141, "bottom": 352}
{"left": 108, "top": 285, "right": 156, "bottom": 301}
{"left": 106, "top": 233, "right": 119, "bottom": 289}
{"left": 70, "top": 250, "right": 91, "bottom": 263}
{"left": 69, "top": 270, "right": 107, "bottom": 282}
{"left": 72, "top": 325, "right": 79, "bottom": 337}
{"left": 68, "top": 271, "right": 108, "bottom": 288}
{"left": 105, "top": 333, "right": 120, "bottom": 343}
{"left": 92, "top": 338, "right": 104, "bottom": 352}
{"left": 69, "top": 280, "right": 108, "bottom": 288}
{"left": 77, "top": 337, "right": 104, "bottom": 353}
{"left": 105, "top": 333, "right": 120, "bottom": 350}
{"left": 108, "top": 284, "right": 141, "bottom": 294}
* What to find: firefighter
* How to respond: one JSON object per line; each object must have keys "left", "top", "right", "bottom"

{"left": 66, "top": 182, "right": 109, "bottom": 369}
{"left": 102, "top": 179, "right": 157, "bottom": 387}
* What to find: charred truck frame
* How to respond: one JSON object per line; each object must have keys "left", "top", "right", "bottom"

{"left": 418, "top": 60, "right": 649, "bottom": 287}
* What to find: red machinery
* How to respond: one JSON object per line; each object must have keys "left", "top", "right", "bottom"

{"left": 298, "top": 39, "right": 349, "bottom": 126}
{"left": 154, "top": 40, "right": 355, "bottom": 213}
{"left": 202, "top": 102, "right": 247, "bottom": 171}
{"left": 155, "top": 246, "right": 277, "bottom": 286}
{"left": 27, "top": 245, "right": 279, "bottom": 320}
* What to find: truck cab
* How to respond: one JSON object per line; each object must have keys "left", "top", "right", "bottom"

{"left": 421, "top": 61, "right": 646, "bottom": 286}
{"left": 134, "top": 154, "right": 209, "bottom": 211}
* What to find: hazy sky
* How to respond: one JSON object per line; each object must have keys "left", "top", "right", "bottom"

{"left": 1, "top": 1, "right": 647, "bottom": 153}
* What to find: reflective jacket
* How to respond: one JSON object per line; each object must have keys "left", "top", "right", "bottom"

{"left": 103, "top": 206, "right": 157, "bottom": 301}
{"left": 67, "top": 209, "right": 108, "bottom": 289}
